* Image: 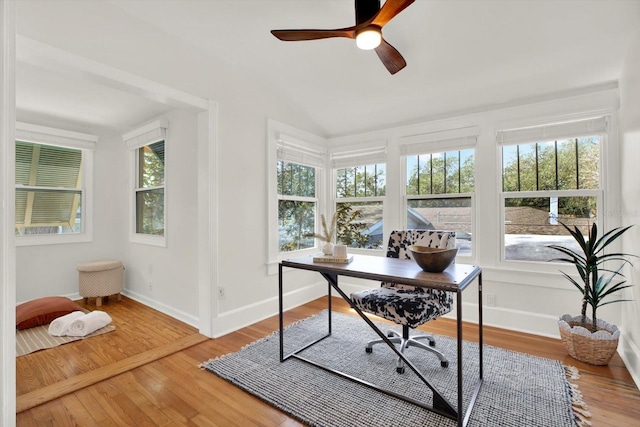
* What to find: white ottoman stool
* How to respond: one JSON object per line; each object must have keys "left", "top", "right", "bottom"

{"left": 77, "top": 259, "right": 124, "bottom": 306}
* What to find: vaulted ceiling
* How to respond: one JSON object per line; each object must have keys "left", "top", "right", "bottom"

{"left": 15, "top": 0, "right": 640, "bottom": 137}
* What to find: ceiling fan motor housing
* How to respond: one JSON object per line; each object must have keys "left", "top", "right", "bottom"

{"left": 355, "top": 0, "right": 381, "bottom": 24}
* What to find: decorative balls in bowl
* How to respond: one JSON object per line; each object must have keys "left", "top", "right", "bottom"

{"left": 408, "top": 245, "right": 458, "bottom": 273}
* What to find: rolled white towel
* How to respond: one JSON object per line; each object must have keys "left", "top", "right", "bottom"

{"left": 48, "top": 311, "right": 86, "bottom": 336}
{"left": 66, "top": 311, "right": 113, "bottom": 337}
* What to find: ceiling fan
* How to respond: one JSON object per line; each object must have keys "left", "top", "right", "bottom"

{"left": 271, "top": 0, "right": 415, "bottom": 75}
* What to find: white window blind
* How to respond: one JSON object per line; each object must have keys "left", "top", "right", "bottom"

{"left": 123, "top": 119, "right": 168, "bottom": 150}
{"left": 330, "top": 146, "right": 387, "bottom": 169}
{"left": 399, "top": 127, "right": 479, "bottom": 156}
{"left": 16, "top": 122, "right": 97, "bottom": 150}
{"left": 277, "top": 133, "right": 326, "bottom": 167}
{"left": 496, "top": 116, "right": 608, "bottom": 146}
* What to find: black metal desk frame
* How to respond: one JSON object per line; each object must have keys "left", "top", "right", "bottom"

{"left": 279, "top": 255, "right": 483, "bottom": 427}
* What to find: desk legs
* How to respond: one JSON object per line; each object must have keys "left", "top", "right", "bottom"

{"left": 322, "top": 273, "right": 458, "bottom": 420}
{"left": 278, "top": 265, "right": 484, "bottom": 427}
{"left": 460, "top": 272, "right": 484, "bottom": 427}
{"left": 279, "top": 264, "right": 333, "bottom": 363}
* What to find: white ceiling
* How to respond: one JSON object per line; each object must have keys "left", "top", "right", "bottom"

{"left": 15, "top": 0, "right": 640, "bottom": 137}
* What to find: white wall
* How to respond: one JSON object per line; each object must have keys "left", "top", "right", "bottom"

{"left": 11, "top": 0, "right": 638, "bottom": 368}
{"left": 619, "top": 28, "right": 640, "bottom": 387}
{"left": 122, "top": 109, "right": 201, "bottom": 326}
{"left": 16, "top": 128, "right": 125, "bottom": 303}
{"left": 1, "top": 1, "right": 16, "bottom": 424}
{"left": 327, "top": 86, "right": 623, "bottom": 338}
{"left": 13, "top": 3, "right": 325, "bottom": 333}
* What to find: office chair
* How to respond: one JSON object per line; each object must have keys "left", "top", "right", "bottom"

{"left": 350, "top": 229, "right": 455, "bottom": 373}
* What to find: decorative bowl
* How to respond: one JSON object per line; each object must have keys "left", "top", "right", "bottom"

{"left": 408, "top": 245, "right": 458, "bottom": 273}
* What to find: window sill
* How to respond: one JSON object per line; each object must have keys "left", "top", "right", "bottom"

{"left": 16, "top": 233, "right": 92, "bottom": 247}
{"left": 130, "top": 233, "right": 167, "bottom": 248}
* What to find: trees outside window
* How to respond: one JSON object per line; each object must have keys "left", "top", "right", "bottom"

{"left": 277, "top": 160, "right": 316, "bottom": 252}
{"left": 501, "top": 136, "right": 601, "bottom": 262}
{"left": 136, "top": 140, "right": 165, "bottom": 236}
{"left": 335, "top": 163, "right": 385, "bottom": 249}
{"left": 405, "top": 149, "right": 475, "bottom": 256}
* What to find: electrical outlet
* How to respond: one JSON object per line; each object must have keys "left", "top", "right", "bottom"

{"left": 148, "top": 281, "right": 153, "bottom": 291}
{"left": 486, "top": 293, "right": 496, "bottom": 307}
{"left": 218, "top": 286, "right": 226, "bottom": 300}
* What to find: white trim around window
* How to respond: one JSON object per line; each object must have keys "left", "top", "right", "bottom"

{"left": 496, "top": 115, "right": 609, "bottom": 266}
{"left": 15, "top": 122, "right": 95, "bottom": 246}
{"left": 399, "top": 129, "right": 479, "bottom": 261}
{"left": 124, "top": 120, "right": 168, "bottom": 247}
{"left": 266, "top": 119, "right": 328, "bottom": 275}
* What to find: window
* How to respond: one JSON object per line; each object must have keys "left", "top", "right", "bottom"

{"left": 135, "top": 140, "right": 165, "bottom": 236}
{"left": 405, "top": 149, "right": 475, "bottom": 256}
{"left": 124, "top": 119, "right": 168, "bottom": 246}
{"left": 277, "top": 160, "right": 317, "bottom": 252}
{"left": 498, "top": 117, "right": 606, "bottom": 262}
{"left": 335, "top": 163, "right": 385, "bottom": 249}
{"left": 267, "top": 120, "right": 327, "bottom": 273}
{"left": 14, "top": 123, "right": 95, "bottom": 245}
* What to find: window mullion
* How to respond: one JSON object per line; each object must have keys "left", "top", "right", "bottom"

{"left": 575, "top": 138, "right": 580, "bottom": 189}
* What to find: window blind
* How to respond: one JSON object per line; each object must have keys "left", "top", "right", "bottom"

{"left": 16, "top": 122, "right": 97, "bottom": 150}
{"left": 123, "top": 119, "right": 168, "bottom": 150}
{"left": 496, "top": 116, "right": 608, "bottom": 146}
{"left": 399, "top": 126, "right": 479, "bottom": 156}
{"left": 330, "top": 146, "right": 387, "bottom": 169}
{"left": 15, "top": 141, "right": 82, "bottom": 227}
{"left": 277, "top": 133, "right": 325, "bottom": 168}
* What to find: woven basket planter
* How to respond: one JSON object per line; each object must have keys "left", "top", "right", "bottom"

{"left": 558, "top": 314, "right": 620, "bottom": 365}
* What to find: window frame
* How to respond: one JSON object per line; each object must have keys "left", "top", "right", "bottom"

{"left": 400, "top": 138, "right": 477, "bottom": 261}
{"left": 277, "top": 160, "right": 319, "bottom": 255}
{"left": 14, "top": 122, "right": 95, "bottom": 247}
{"left": 267, "top": 120, "right": 328, "bottom": 274}
{"left": 497, "top": 117, "right": 607, "bottom": 264}
{"left": 124, "top": 120, "right": 168, "bottom": 247}
{"left": 333, "top": 161, "right": 386, "bottom": 252}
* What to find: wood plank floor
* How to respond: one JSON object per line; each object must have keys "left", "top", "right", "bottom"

{"left": 16, "top": 296, "right": 640, "bottom": 426}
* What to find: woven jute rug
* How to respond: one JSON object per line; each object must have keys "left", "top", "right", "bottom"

{"left": 16, "top": 323, "right": 116, "bottom": 357}
{"left": 202, "top": 311, "right": 590, "bottom": 427}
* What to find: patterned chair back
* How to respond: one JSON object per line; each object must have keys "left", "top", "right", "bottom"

{"left": 386, "top": 229, "right": 457, "bottom": 260}
{"left": 382, "top": 230, "right": 456, "bottom": 293}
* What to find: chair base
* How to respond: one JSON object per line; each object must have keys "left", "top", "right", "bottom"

{"left": 365, "top": 325, "right": 449, "bottom": 373}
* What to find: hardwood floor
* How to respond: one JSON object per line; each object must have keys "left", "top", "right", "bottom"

{"left": 16, "top": 296, "right": 640, "bottom": 426}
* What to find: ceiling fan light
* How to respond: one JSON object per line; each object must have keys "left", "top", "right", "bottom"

{"left": 356, "top": 28, "right": 381, "bottom": 50}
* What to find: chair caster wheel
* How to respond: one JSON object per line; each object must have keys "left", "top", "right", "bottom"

{"left": 429, "top": 340, "right": 436, "bottom": 347}
{"left": 396, "top": 366, "right": 405, "bottom": 374}
{"left": 441, "top": 361, "right": 449, "bottom": 368}
{"left": 365, "top": 347, "right": 372, "bottom": 353}
{"left": 387, "top": 331, "right": 394, "bottom": 337}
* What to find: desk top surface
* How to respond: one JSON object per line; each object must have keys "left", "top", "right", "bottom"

{"left": 281, "top": 254, "right": 481, "bottom": 292}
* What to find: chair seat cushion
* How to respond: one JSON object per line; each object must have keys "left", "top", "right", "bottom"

{"left": 351, "top": 287, "right": 453, "bottom": 329}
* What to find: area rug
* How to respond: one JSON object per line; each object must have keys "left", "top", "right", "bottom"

{"left": 16, "top": 324, "right": 116, "bottom": 357}
{"left": 202, "top": 311, "right": 590, "bottom": 427}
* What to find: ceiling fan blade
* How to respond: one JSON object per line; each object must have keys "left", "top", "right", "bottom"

{"left": 374, "top": 38, "right": 407, "bottom": 74}
{"left": 271, "top": 28, "right": 356, "bottom": 41}
{"left": 371, "top": 0, "right": 415, "bottom": 27}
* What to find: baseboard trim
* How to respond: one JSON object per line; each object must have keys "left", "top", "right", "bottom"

{"left": 210, "top": 282, "right": 327, "bottom": 338}
{"left": 120, "top": 290, "right": 199, "bottom": 329}
{"left": 619, "top": 332, "right": 640, "bottom": 390}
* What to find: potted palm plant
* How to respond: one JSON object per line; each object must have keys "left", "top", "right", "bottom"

{"left": 548, "top": 222, "right": 635, "bottom": 365}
